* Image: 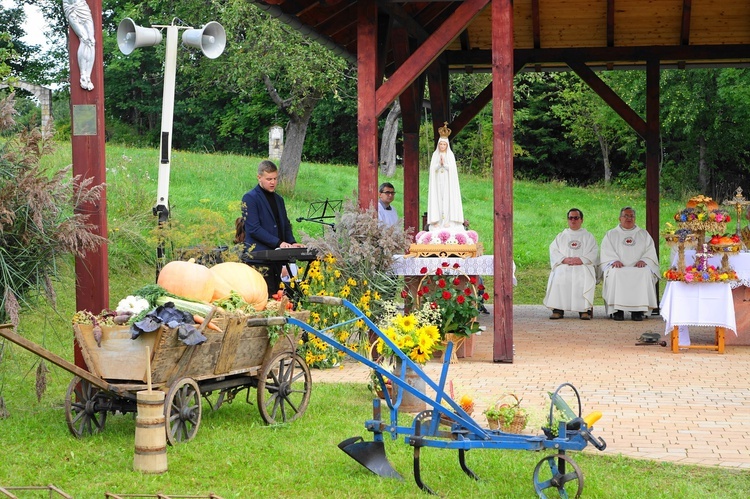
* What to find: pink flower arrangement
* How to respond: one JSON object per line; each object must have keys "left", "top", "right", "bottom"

{"left": 414, "top": 229, "right": 479, "bottom": 245}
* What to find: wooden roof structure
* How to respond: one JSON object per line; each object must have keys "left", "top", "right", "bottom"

{"left": 242, "top": 0, "right": 750, "bottom": 362}
{"left": 254, "top": 0, "right": 750, "bottom": 71}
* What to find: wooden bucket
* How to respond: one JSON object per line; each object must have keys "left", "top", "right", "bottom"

{"left": 133, "top": 390, "right": 168, "bottom": 474}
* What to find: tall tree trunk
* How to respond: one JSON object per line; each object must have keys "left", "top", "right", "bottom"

{"left": 698, "top": 135, "right": 708, "bottom": 192}
{"left": 380, "top": 100, "right": 401, "bottom": 176}
{"left": 594, "top": 123, "right": 612, "bottom": 185}
{"left": 263, "top": 74, "right": 321, "bottom": 192}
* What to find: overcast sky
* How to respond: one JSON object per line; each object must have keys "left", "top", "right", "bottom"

{"left": 4, "top": 2, "right": 49, "bottom": 49}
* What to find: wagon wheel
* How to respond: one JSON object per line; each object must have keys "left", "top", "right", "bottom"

{"left": 257, "top": 351, "right": 311, "bottom": 424}
{"left": 64, "top": 376, "right": 108, "bottom": 438}
{"left": 532, "top": 453, "right": 584, "bottom": 499}
{"left": 165, "top": 377, "right": 202, "bottom": 446}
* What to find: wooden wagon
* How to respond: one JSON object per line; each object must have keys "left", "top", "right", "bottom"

{"left": 0, "top": 309, "right": 311, "bottom": 446}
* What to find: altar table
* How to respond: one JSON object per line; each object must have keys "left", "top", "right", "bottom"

{"left": 391, "top": 255, "right": 516, "bottom": 282}
{"left": 659, "top": 281, "right": 736, "bottom": 354}
{"left": 670, "top": 250, "right": 750, "bottom": 345}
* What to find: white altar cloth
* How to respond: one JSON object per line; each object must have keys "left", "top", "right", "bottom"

{"left": 391, "top": 255, "right": 516, "bottom": 284}
{"left": 660, "top": 282, "right": 736, "bottom": 338}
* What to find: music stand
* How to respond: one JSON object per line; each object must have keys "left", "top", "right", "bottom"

{"left": 296, "top": 198, "right": 342, "bottom": 232}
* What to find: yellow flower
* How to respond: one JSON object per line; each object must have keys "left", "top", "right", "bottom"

{"left": 417, "top": 332, "right": 435, "bottom": 351}
{"left": 347, "top": 277, "right": 357, "bottom": 286}
{"left": 396, "top": 314, "right": 417, "bottom": 332}
{"left": 409, "top": 347, "right": 429, "bottom": 364}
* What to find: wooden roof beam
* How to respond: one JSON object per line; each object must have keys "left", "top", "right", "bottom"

{"left": 681, "top": 0, "right": 692, "bottom": 46}
{"left": 566, "top": 60, "right": 646, "bottom": 138}
{"left": 607, "top": 0, "right": 614, "bottom": 47}
{"left": 678, "top": 0, "right": 693, "bottom": 69}
{"left": 532, "top": 0, "right": 541, "bottom": 49}
{"left": 377, "top": 0, "right": 430, "bottom": 43}
{"left": 456, "top": 44, "right": 750, "bottom": 67}
{"left": 375, "top": 0, "right": 490, "bottom": 116}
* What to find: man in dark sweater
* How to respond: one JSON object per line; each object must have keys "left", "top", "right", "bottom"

{"left": 241, "top": 160, "right": 303, "bottom": 296}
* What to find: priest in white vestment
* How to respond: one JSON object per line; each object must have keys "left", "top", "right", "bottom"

{"left": 599, "top": 206, "right": 659, "bottom": 321}
{"left": 543, "top": 209, "right": 599, "bottom": 320}
{"left": 427, "top": 135, "right": 464, "bottom": 232}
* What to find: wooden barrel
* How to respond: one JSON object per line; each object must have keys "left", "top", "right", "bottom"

{"left": 133, "top": 390, "right": 167, "bottom": 474}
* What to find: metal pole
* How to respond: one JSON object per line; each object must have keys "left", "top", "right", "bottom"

{"left": 154, "top": 25, "right": 179, "bottom": 277}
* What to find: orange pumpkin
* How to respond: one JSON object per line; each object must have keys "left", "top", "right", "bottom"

{"left": 211, "top": 272, "right": 234, "bottom": 302}
{"left": 157, "top": 259, "right": 215, "bottom": 302}
{"left": 210, "top": 262, "right": 268, "bottom": 310}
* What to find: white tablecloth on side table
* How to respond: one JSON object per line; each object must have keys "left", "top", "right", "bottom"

{"left": 660, "top": 281, "right": 736, "bottom": 336}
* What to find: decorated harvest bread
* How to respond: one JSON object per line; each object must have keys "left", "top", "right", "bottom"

{"left": 686, "top": 194, "right": 719, "bottom": 210}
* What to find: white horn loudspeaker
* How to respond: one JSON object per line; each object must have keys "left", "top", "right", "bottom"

{"left": 181, "top": 21, "right": 226, "bottom": 59}
{"left": 117, "top": 18, "right": 163, "bottom": 55}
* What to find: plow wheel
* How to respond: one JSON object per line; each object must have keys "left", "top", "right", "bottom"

{"left": 257, "top": 351, "right": 311, "bottom": 424}
{"left": 165, "top": 377, "right": 202, "bottom": 446}
{"left": 65, "top": 376, "right": 108, "bottom": 438}
{"left": 533, "top": 453, "right": 584, "bottom": 499}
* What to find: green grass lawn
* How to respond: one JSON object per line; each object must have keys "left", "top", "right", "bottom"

{"left": 6, "top": 143, "right": 745, "bottom": 497}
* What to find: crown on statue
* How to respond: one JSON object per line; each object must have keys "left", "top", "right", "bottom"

{"left": 438, "top": 121, "right": 451, "bottom": 139}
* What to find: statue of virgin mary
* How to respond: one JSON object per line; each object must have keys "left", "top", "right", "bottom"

{"left": 426, "top": 123, "right": 464, "bottom": 232}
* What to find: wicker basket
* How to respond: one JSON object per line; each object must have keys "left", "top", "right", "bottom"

{"left": 486, "top": 393, "right": 527, "bottom": 433}
{"left": 440, "top": 403, "right": 474, "bottom": 426}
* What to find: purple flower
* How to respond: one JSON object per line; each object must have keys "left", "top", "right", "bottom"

{"left": 455, "top": 233, "right": 467, "bottom": 244}
{"left": 438, "top": 231, "right": 450, "bottom": 243}
{"left": 467, "top": 230, "right": 479, "bottom": 243}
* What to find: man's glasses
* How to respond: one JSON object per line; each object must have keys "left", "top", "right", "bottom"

{"left": 380, "top": 191, "right": 396, "bottom": 195}
{"left": 620, "top": 214, "right": 635, "bottom": 219}
{"left": 567, "top": 216, "right": 581, "bottom": 220}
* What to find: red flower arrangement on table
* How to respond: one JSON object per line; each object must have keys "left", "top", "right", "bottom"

{"left": 403, "top": 261, "right": 489, "bottom": 338}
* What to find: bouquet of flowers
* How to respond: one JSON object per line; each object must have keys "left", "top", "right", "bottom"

{"left": 374, "top": 302, "right": 441, "bottom": 365}
{"left": 663, "top": 264, "right": 737, "bottom": 283}
{"left": 293, "top": 255, "right": 377, "bottom": 369}
{"left": 407, "top": 261, "right": 488, "bottom": 338}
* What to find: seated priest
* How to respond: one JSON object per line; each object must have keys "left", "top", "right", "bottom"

{"left": 543, "top": 208, "right": 598, "bottom": 320}
{"left": 599, "top": 206, "right": 659, "bottom": 321}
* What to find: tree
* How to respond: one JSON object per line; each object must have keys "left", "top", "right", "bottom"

{"left": 550, "top": 72, "right": 632, "bottom": 185}
{"left": 380, "top": 100, "right": 401, "bottom": 176}
{"left": 219, "top": 1, "right": 352, "bottom": 191}
{"left": 0, "top": 5, "right": 55, "bottom": 84}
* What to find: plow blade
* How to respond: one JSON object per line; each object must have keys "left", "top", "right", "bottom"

{"left": 338, "top": 436, "right": 402, "bottom": 480}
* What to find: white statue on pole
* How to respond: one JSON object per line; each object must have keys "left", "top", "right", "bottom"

{"left": 63, "top": 0, "right": 96, "bottom": 91}
{"left": 416, "top": 122, "right": 478, "bottom": 246}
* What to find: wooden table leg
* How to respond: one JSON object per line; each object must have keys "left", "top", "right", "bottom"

{"left": 716, "top": 327, "right": 725, "bottom": 354}
{"left": 671, "top": 326, "right": 680, "bottom": 353}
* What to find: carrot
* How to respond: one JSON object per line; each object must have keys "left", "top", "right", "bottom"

{"left": 193, "top": 314, "right": 222, "bottom": 332}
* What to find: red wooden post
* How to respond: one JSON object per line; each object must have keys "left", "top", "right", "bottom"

{"left": 70, "top": 0, "right": 109, "bottom": 369}
{"left": 646, "top": 59, "right": 661, "bottom": 305}
{"left": 492, "top": 0, "right": 514, "bottom": 362}
{"left": 357, "top": 0, "right": 379, "bottom": 211}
